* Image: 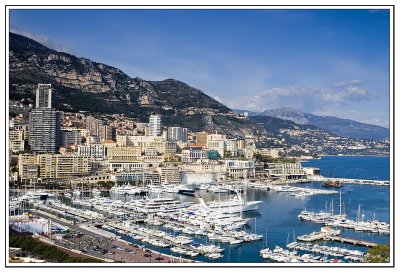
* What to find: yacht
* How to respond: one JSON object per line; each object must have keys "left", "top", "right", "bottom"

{"left": 209, "top": 185, "right": 230, "bottom": 194}
{"left": 177, "top": 185, "right": 196, "bottom": 196}
{"left": 194, "top": 191, "right": 262, "bottom": 214}
{"left": 132, "top": 195, "right": 192, "bottom": 214}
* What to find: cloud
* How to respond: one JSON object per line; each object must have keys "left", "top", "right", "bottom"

{"left": 225, "top": 80, "right": 375, "bottom": 112}
{"left": 325, "top": 80, "right": 374, "bottom": 104}
{"left": 10, "top": 24, "right": 68, "bottom": 52}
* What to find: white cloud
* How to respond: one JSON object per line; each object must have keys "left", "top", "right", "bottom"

{"left": 10, "top": 24, "right": 68, "bottom": 52}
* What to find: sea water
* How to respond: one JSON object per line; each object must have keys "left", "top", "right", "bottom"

{"left": 118, "top": 156, "right": 391, "bottom": 263}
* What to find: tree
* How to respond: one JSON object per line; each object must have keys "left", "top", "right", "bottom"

{"left": 365, "top": 244, "right": 390, "bottom": 263}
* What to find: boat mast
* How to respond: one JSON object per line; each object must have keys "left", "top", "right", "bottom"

{"left": 339, "top": 190, "right": 342, "bottom": 216}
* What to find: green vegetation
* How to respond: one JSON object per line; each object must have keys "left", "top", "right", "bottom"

{"left": 96, "top": 181, "right": 115, "bottom": 188}
{"left": 365, "top": 244, "right": 390, "bottom": 263}
{"left": 9, "top": 233, "right": 102, "bottom": 263}
{"left": 254, "top": 153, "right": 296, "bottom": 163}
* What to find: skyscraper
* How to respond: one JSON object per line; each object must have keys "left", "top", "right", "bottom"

{"left": 28, "top": 84, "right": 60, "bottom": 153}
{"left": 35, "top": 83, "right": 52, "bottom": 108}
{"left": 149, "top": 114, "right": 161, "bottom": 136}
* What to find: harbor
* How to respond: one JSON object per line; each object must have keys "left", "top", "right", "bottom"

{"left": 9, "top": 156, "right": 390, "bottom": 263}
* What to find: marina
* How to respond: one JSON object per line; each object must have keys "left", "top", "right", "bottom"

{"left": 9, "top": 156, "right": 390, "bottom": 263}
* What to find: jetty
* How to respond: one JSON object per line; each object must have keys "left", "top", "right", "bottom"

{"left": 297, "top": 228, "right": 377, "bottom": 247}
{"left": 321, "top": 177, "right": 389, "bottom": 186}
{"left": 326, "top": 235, "right": 377, "bottom": 247}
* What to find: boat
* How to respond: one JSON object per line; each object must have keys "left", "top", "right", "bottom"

{"left": 209, "top": 185, "right": 230, "bottom": 194}
{"left": 193, "top": 191, "right": 262, "bottom": 214}
{"left": 131, "top": 195, "right": 192, "bottom": 214}
{"left": 177, "top": 185, "right": 196, "bottom": 196}
{"left": 322, "top": 180, "right": 342, "bottom": 188}
{"left": 92, "top": 188, "right": 101, "bottom": 196}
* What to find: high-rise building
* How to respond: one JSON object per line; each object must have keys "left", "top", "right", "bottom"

{"left": 149, "top": 114, "right": 161, "bottom": 136}
{"left": 35, "top": 83, "right": 52, "bottom": 108}
{"left": 167, "top": 127, "right": 188, "bottom": 142}
{"left": 28, "top": 83, "right": 60, "bottom": 153}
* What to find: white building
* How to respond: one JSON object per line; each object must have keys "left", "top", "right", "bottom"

{"left": 206, "top": 133, "right": 226, "bottom": 158}
{"left": 168, "top": 127, "right": 188, "bottom": 142}
{"left": 265, "top": 163, "right": 306, "bottom": 179}
{"left": 258, "top": 148, "right": 282, "bottom": 158}
{"left": 225, "top": 160, "right": 255, "bottom": 179}
{"left": 149, "top": 114, "right": 161, "bottom": 136}
{"left": 181, "top": 146, "right": 207, "bottom": 163}
{"left": 77, "top": 144, "right": 107, "bottom": 160}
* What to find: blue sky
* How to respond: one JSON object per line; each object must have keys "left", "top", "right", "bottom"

{"left": 9, "top": 9, "right": 390, "bottom": 127}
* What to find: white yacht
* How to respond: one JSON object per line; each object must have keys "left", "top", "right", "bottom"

{"left": 193, "top": 191, "right": 262, "bottom": 214}
{"left": 132, "top": 195, "right": 192, "bottom": 214}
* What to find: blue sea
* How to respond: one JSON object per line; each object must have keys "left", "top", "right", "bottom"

{"left": 117, "top": 156, "right": 391, "bottom": 263}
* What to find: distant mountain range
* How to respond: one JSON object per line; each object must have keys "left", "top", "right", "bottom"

{"left": 233, "top": 107, "right": 389, "bottom": 141}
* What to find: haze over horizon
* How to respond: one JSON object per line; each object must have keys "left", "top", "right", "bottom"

{"left": 9, "top": 9, "right": 391, "bottom": 128}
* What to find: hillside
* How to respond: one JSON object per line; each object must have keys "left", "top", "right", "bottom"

{"left": 9, "top": 32, "right": 263, "bottom": 136}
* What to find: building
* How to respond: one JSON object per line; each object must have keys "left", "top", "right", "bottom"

{"left": 164, "top": 141, "right": 177, "bottom": 161}
{"left": 207, "top": 134, "right": 226, "bottom": 158}
{"left": 225, "top": 139, "right": 238, "bottom": 157}
{"left": 196, "top": 132, "right": 208, "bottom": 146}
{"left": 9, "top": 129, "right": 26, "bottom": 153}
{"left": 225, "top": 160, "right": 255, "bottom": 179}
{"left": 28, "top": 83, "right": 60, "bottom": 153}
{"left": 29, "top": 108, "right": 60, "bottom": 153}
{"left": 158, "top": 165, "right": 180, "bottom": 184}
{"left": 86, "top": 116, "right": 116, "bottom": 141}
{"left": 99, "top": 125, "right": 116, "bottom": 142}
{"left": 116, "top": 135, "right": 168, "bottom": 156}
{"left": 36, "top": 154, "right": 91, "bottom": 179}
{"left": 113, "top": 172, "right": 144, "bottom": 184}
{"left": 35, "top": 83, "right": 52, "bottom": 108}
{"left": 107, "top": 146, "right": 142, "bottom": 162}
{"left": 77, "top": 144, "right": 107, "bottom": 160}
{"left": 167, "top": 127, "right": 188, "bottom": 142}
{"left": 303, "top": 167, "right": 321, "bottom": 176}
{"left": 265, "top": 163, "right": 306, "bottom": 180}
{"left": 60, "top": 130, "right": 81, "bottom": 147}
{"left": 149, "top": 114, "right": 161, "bottom": 136}
{"left": 258, "top": 148, "right": 282, "bottom": 159}
{"left": 19, "top": 154, "right": 91, "bottom": 181}
{"left": 181, "top": 146, "right": 207, "bottom": 163}
{"left": 18, "top": 154, "right": 39, "bottom": 185}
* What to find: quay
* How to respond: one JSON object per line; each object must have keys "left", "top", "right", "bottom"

{"left": 297, "top": 229, "right": 377, "bottom": 247}
{"left": 326, "top": 235, "right": 377, "bottom": 247}
{"left": 321, "top": 177, "right": 389, "bottom": 186}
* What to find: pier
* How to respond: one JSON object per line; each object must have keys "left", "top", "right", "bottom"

{"left": 326, "top": 235, "right": 377, "bottom": 247}
{"left": 321, "top": 177, "right": 389, "bottom": 186}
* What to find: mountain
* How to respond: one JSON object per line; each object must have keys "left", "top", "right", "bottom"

{"left": 256, "top": 107, "right": 389, "bottom": 141}
{"left": 9, "top": 32, "right": 264, "bottom": 137}
{"left": 250, "top": 115, "right": 389, "bottom": 156}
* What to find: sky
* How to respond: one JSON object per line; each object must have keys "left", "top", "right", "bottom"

{"left": 9, "top": 8, "right": 391, "bottom": 128}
